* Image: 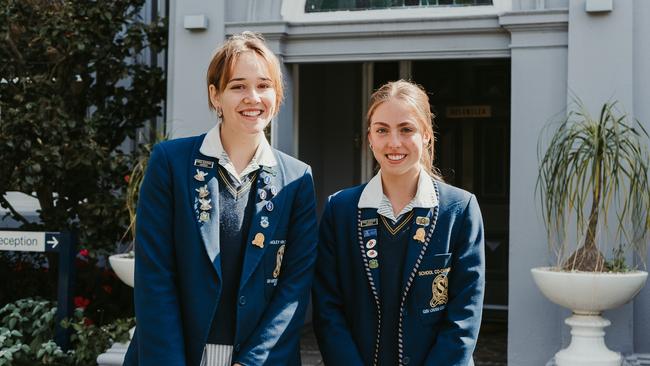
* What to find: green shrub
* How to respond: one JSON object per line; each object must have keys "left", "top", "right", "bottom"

{"left": 0, "top": 298, "right": 134, "bottom": 366}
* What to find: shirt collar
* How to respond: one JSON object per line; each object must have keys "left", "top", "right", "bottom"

{"left": 199, "top": 123, "right": 277, "bottom": 167}
{"left": 358, "top": 167, "right": 439, "bottom": 209}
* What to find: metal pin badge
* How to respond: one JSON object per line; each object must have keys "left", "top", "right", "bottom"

{"left": 369, "top": 259, "right": 379, "bottom": 269}
{"left": 366, "top": 249, "right": 378, "bottom": 258}
{"left": 263, "top": 175, "right": 272, "bottom": 185}
{"left": 269, "top": 186, "right": 278, "bottom": 196}
{"left": 194, "top": 159, "right": 214, "bottom": 169}
{"left": 416, "top": 216, "right": 430, "bottom": 226}
{"left": 366, "top": 239, "right": 377, "bottom": 249}
{"left": 265, "top": 201, "right": 274, "bottom": 212}
{"left": 199, "top": 211, "right": 210, "bottom": 222}
{"left": 199, "top": 198, "right": 212, "bottom": 211}
{"left": 260, "top": 216, "right": 270, "bottom": 228}
{"left": 413, "top": 227, "right": 426, "bottom": 243}
{"left": 258, "top": 189, "right": 267, "bottom": 200}
{"left": 196, "top": 185, "right": 210, "bottom": 198}
{"left": 194, "top": 169, "right": 208, "bottom": 182}
{"left": 360, "top": 218, "right": 378, "bottom": 227}
{"left": 252, "top": 233, "right": 265, "bottom": 248}
{"left": 363, "top": 228, "right": 377, "bottom": 238}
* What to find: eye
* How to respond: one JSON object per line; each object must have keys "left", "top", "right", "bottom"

{"left": 258, "top": 83, "right": 272, "bottom": 89}
{"left": 401, "top": 126, "right": 415, "bottom": 133}
{"left": 375, "top": 127, "right": 388, "bottom": 134}
{"left": 230, "top": 84, "right": 245, "bottom": 90}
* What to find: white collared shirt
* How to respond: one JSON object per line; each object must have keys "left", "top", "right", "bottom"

{"left": 199, "top": 123, "right": 277, "bottom": 184}
{"left": 358, "top": 167, "right": 439, "bottom": 222}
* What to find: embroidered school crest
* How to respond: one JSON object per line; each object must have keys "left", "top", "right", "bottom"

{"left": 430, "top": 272, "right": 449, "bottom": 308}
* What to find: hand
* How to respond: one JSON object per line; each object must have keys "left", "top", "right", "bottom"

{"left": 232, "top": 364, "right": 243, "bottom": 366}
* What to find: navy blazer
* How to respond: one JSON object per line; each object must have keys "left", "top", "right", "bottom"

{"left": 123, "top": 134, "right": 318, "bottom": 366}
{"left": 313, "top": 180, "right": 485, "bottom": 366}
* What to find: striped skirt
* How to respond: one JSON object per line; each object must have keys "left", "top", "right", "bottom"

{"left": 200, "top": 344, "right": 233, "bottom": 366}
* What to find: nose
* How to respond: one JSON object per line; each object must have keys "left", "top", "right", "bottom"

{"left": 244, "top": 89, "right": 261, "bottom": 104}
{"left": 388, "top": 131, "right": 401, "bottom": 148}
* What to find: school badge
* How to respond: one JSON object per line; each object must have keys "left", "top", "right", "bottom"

{"left": 252, "top": 233, "right": 265, "bottom": 248}
{"left": 429, "top": 272, "right": 449, "bottom": 308}
{"left": 413, "top": 227, "right": 426, "bottom": 243}
{"left": 272, "top": 244, "right": 286, "bottom": 278}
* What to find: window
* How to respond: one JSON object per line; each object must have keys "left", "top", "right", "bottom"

{"left": 305, "top": 0, "right": 493, "bottom": 13}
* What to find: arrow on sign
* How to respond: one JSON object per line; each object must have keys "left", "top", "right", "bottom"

{"left": 47, "top": 236, "right": 59, "bottom": 249}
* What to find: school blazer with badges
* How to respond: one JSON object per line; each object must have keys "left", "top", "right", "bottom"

{"left": 313, "top": 180, "right": 485, "bottom": 366}
{"left": 123, "top": 135, "right": 318, "bottom": 366}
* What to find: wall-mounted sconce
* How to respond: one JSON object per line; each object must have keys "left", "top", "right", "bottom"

{"left": 184, "top": 15, "right": 209, "bottom": 30}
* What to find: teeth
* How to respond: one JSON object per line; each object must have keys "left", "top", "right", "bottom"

{"left": 387, "top": 154, "right": 405, "bottom": 161}
{"left": 241, "top": 110, "right": 262, "bottom": 117}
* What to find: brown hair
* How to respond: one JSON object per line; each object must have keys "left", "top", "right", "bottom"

{"left": 366, "top": 80, "right": 443, "bottom": 181}
{"left": 206, "top": 31, "right": 284, "bottom": 115}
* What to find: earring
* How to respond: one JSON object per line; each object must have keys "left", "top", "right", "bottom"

{"left": 217, "top": 108, "right": 223, "bottom": 118}
{"left": 369, "top": 144, "right": 373, "bottom": 150}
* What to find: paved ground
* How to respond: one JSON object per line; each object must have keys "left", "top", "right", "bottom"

{"left": 300, "top": 321, "right": 507, "bottom": 365}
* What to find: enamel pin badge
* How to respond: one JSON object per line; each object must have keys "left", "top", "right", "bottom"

{"left": 272, "top": 244, "right": 286, "bottom": 278}
{"left": 369, "top": 259, "right": 379, "bottom": 269}
{"left": 413, "top": 227, "right": 426, "bottom": 243}
{"left": 360, "top": 218, "right": 378, "bottom": 227}
{"left": 416, "top": 216, "right": 430, "bottom": 226}
{"left": 252, "top": 233, "right": 265, "bottom": 248}
{"left": 194, "top": 159, "right": 214, "bottom": 169}
{"left": 260, "top": 216, "right": 270, "bottom": 229}
{"left": 194, "top": 169, "right": 208, "bottom": 182}
{"left": 196, "top": 185, "right": 209, "bottom": 199}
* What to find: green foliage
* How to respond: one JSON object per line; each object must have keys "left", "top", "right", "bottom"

{"left": 0, "top": 298, "right": 134, "bottom": 366}
{"left": 537, "top": 99, "right": 650, "bottom": 271}
{"left": 0, "top": 0, "right": 167, "bottom": 256}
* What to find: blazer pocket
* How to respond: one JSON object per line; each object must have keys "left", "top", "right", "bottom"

{"left": 414, "top": 253, "right": 452, "bottom": 325}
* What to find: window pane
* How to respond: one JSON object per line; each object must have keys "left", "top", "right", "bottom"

{"left": 306, "top": 0, "right": 492, "bottom": 12}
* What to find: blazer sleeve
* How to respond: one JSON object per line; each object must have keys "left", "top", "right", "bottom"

{"left": 423, "top": 194, "right": 485, "bottom": 366}
{"left": 133, "top": 144, "right": 187, "bottom": 365}
{"left": 233, "top": 167, "right": 318, "bottom": 366}
{"left": 312, "top": 198, "right": 365, "bottom": 366}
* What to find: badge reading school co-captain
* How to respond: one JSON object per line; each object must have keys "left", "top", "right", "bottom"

{"left": 430, "top": 270, "right": 449, "bottom": 307}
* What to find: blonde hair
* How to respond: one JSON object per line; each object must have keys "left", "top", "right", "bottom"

{"left": 367, "top": 80, "right": 443, "bottom": 181}
{"left": 206, "top": 31, "right": 284, "bottom": 115}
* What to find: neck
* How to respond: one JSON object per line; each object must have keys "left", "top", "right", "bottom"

{"left": 381, "top": 167, "right": 420, "bottom": 216}
{"left": 219, "top": 123, "right": 262, "bottom": 175}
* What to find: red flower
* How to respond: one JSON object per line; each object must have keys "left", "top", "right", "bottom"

{"left": 102, "top": 285, "right": 113, "bottom": 294}
{"left": 79, "top": 249, "right": 89, "bottom": 257}
{"left": 124, "top": 175, "right": 130, "bottom": 183}
{"left": 74, "top": 296, "right": 90, "bottom": 310}
{"left": 83, "top": 317, "right": 94, "bottom": 326}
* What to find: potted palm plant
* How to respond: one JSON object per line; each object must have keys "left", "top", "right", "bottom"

{"left": 532, "top": 100, "right": 650, "bottom": 366}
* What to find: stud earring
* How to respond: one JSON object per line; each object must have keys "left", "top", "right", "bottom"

{"left": 217, "top": 108, "right": 223, "bottom": 118}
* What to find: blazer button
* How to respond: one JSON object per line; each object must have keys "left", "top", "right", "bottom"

{"left": 238, "top": 296, "right": 246, "bottom": 306}
{"left": 402, "top": 356, "right": 410, "bottom": 365}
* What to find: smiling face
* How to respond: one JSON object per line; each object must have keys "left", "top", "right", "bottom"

{"left": 209, "top": 51, "right": 277, "bottom": 136}
{"left": 368, "top": 98, "right": 430, "bottom": 179}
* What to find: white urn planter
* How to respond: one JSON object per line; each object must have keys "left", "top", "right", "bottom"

{"left": 109, "top": 253, "right": 135, "bottom": 288}
{"left": 98, "top": 254, "right": 135, "bottom": 366}
{"left": 531, "top": 267, "right": 648, "bottom": 366}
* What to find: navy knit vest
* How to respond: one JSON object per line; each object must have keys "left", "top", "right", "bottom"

{"left": 206, "top": 166, "right": 259, "bottom": 345}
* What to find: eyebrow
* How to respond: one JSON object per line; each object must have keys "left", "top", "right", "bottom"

{"left": 371, "top": 121, "right": 416, "bottom": 126}
{"left": 227, "top": 77, "right": 272, "bottom": 83}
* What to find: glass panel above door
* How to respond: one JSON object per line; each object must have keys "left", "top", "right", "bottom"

{"left": 305, "top": 0, "right": 493, "bottom": 12}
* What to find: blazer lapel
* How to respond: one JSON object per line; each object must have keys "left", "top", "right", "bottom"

{"left": 190, "top": 154, "right": 222, "bottom": 280}
{"left": 239, "top": 163, "right": 286, "bottom": 288}
{"left": 400, "top": 206, "right": 438, "bottom": 299}
{"left": 358, "top": 208, "right": 381, "bottom": 300}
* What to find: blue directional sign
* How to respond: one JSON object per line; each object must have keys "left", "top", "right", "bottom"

{"left": 0, "top": 231, "right": 62, "bottom": 252}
